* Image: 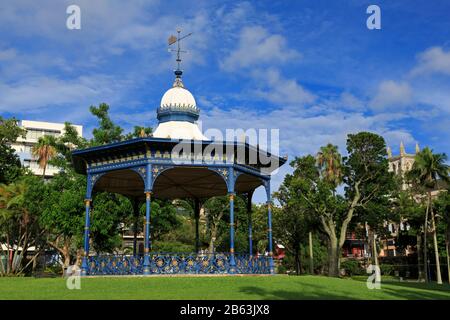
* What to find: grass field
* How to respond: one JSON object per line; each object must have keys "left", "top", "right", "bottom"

{"left": 0, "top": 275, "right": 449, "bottom": 300}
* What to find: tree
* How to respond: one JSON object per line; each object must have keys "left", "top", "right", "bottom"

{"left": 408, "top": 147, "right": 449, "bottom": 284}
{"left": 203, "top": 196, "right": 248, "bottom": 254}
{"left": 392, "top": 188, "right": 426, "bottom": 281}
{"left": 124, "top": 126, "right": 153, "bottom": 140}
{"left": 90, "top": 103, "right": 124, "bottom": 145}
{"left": 316, "top": 143, "right": 342, "bottom": 187}
{"left": 0, "top": 176, "right": 44, "bottom": 275}
{"left": 146, "top": 199, "right": 180, "bottom": 243}
{"left": 288, "top": 133, "right": 393, "bottom": 277}
{"left": 32, "top": 135, "right": 57, "bottom": 178}
{"left": 50, "top": 122, "right": 88, "bottom": 170}
{"left": 273, "top": 184, "right": 309, "bottom": 275}
{"left": 204, "top": 197, "right": 229, "bottom": 253}
{"left": 0, "top": 116, "right": 25, "bottom": 184}
{"left": 90, "top": 192, "right": 133, "bottom": 253}
{"left": 40, "top": 171, "right": 85, "bottom": 271}
{"left": 434, "top": 190, "right": 450, "bottom": 284}
{"left": 273, "top": 196, "right": 309, "bottom": 275}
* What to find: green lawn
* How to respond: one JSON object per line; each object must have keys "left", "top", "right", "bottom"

{"left": 0, "top": 275, "right": 449, "bottom": 300}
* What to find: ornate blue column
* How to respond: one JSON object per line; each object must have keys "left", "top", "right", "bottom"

{"left": 81, "top": 174, "right": 93, "bottom": 276}
{"left": 143, "top": 191, "right": 151, "bottom": 275}
{"left": 143, "top": 162, "right": 153, "bottom": 275}
{"left": 228, "top": 166, "right": 236, "bottom": 273}
{"left": 264, "top": 180, "right": 275, "bottom": 274}
{"left": 229, "top": 192, "right": 236, "bottom": 273}
{"left": 81, "top": 198, "right": 91, "bottom": 276}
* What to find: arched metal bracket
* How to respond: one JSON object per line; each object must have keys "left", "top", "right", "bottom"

{"left": 130, "top": 166, "right": 148, "bottom": 189}
{"left": 208, "top": 166, "right": 240, "bottom": 193}
{"left": 86, "top": 172, "right": 106, "bottom": 199}
{"left": 151, "top": 164, "right": 174, "bottom": 184}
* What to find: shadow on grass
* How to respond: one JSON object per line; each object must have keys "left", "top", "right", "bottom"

{"left": 238, "top": 282, "right": 360, "bottom": 300}
{"left": 239, "top": 276, "right": 450, "bottom": 300}
{"left": 350, "top": 277, "right": 450, "bottom": 300}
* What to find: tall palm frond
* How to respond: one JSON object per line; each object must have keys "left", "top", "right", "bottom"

{"left": 31, "top": 135, "right": 57, "bottom": 178}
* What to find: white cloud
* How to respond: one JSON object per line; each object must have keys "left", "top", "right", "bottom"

{"left": 0, "top": 75, "right": 126, "bottom": 113}
{"left": 0, "top": 48, "right": 17, "bottom": 61}
{"left": 370, "top": 80, "right": 413, "bottom": 110}
{"left": 221, "top": 26, "right": 300, "bottom": 71}
{"left": 199, "top": 102, "right": 416, "bottom": 202}
{"left": 411, "top": 46, "right": 450, "bottom": 77}
{"left": 339, "top": 92, "right": 365, "bottom": 111}
{"left": 251, "top": 68, "right": 315, "bottom": 105}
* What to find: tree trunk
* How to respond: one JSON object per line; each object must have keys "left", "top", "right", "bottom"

{"left": 209, "top": 225, "right": 217, "bottom": 254}
{"left": 62, "top": 240, "right": 71, "bottom": 277}
{"left": 42, "top": 164, "right": 47, "bottom": 179}
{"left": 309, "top": 231, "right": 314, "bottom": 274}
{"left": 294, "top": 248, "right": 300, "bottom": 275}
{"left": 372, "top": 231, "right": 379, "bottom": 269}
{"left": 416, "top": 233, "right": 425, "bottom": 282}
{"left": 328, "top": 236, "right": 339, "bottom": 277}
{"left": 446, "top": 221, "right": 450, "bottom": 284}
{"left": 424, "top": 192, "right": 431, "bottom": 283}
{"left": 75, "top": 249, "right": 83, "bottom": 267}
{"left": 445, "top": 238, "right": 450, "bottom": 285}
{"left": 431, "top": 209, "right": 442, "bottom": 284}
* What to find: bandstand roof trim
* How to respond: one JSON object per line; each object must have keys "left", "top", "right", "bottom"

{"left": 72, "top": 137, "right": 287, "bottom": 175}
{"left": 71, "top": 137, "right": 286, "bottom": 200}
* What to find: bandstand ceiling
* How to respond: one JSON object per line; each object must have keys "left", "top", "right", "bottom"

{"left": 93, "top": 167, "right": 263, "bottom": 201}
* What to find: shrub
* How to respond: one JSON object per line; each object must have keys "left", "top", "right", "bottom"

{"left": 340, "top": 259, "right": 364, "bottom": 276}
{"left": 380, "top": 264, "right": 394, "bottom": 276}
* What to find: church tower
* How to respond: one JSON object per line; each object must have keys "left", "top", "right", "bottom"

{"left": 387, "top": 142, "right": 418, "bottom": 190}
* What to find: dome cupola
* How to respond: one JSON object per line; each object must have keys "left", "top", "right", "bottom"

{"left": 152, "top": 30, "right": 206, "bottom": 140}
{"left": 157, "top": 71, "right": 200, "bottom": 124}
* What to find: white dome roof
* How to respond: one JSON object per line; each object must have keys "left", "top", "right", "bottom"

{"left": 160, "top": 86, "right": 196, "bottom": 109}
{"left": 153, "top": 121, "right": 207, "bottom": 140}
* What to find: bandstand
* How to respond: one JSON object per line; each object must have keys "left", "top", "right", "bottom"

{"left": 71, "top": 33, "right": 286, "bottom": 276}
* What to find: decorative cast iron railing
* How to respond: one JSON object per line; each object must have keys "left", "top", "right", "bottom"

{"left": 87, "top": 252, "right": 271, "bottom": 275}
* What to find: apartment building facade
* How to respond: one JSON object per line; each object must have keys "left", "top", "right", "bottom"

{"left": 11, "top": 120, "right": 83, "bottom": 177}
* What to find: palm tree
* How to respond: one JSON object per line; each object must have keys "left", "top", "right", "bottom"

{"left": 316, "top": 144, "right": 342, "bottom": 273}
{"left": 408, "top": 147, "right": 449, "bottom": 284}
{"left": 316, "top": 143, "right": 342, "bottom": 187}
{"left": 32, "top": 135, "right": 57, "bottom": 179}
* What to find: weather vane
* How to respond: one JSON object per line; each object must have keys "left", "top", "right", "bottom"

{"left": 168, "top": 29, "right": 192, "bottom": 75}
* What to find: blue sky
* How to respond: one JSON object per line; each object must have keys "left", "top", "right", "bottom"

{"left": 1, "top": 1, "right": 449, "bottom": 201}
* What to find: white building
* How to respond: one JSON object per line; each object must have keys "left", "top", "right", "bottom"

{"left": 11, "top": 120, "right": 83, "bottom": 177}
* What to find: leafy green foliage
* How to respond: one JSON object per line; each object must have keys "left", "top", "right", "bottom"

{"left": 0, "top": 117, "right": 25, "bottom": 184}
{"left": 90, "top": 192, "right": 132, "bottom": 253}
{"left": 90, "top": 103, "right": 124, "bottom": 145}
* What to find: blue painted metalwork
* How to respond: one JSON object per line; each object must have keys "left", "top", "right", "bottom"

{"left": 130, "top": 166, "right": 148, "bottom": 189}
{"left": 228, "top": 193, "right": 236, "bottom": 273}
{"left": 81, "top": 199, "right": 91, "bottom": 276}
{"left": 143, "top": 190, "right": 151, "bottom": 275}
{"left": 86, "top": 253, "right": 271, "bottom": 275}
{"left": 263, "top": 179, "right": 275, "bottom": 274}
{"left": 151, "top": 164, "right": 174, "bottom": 182}
{"left": 87, "top": 156, "right": 268, "bottom": 182}
{"left": 157, "top": 106, "right": 200, "bottom": 123}
{"left": 74, "top": 132, "right": 286, "bottom": 276}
